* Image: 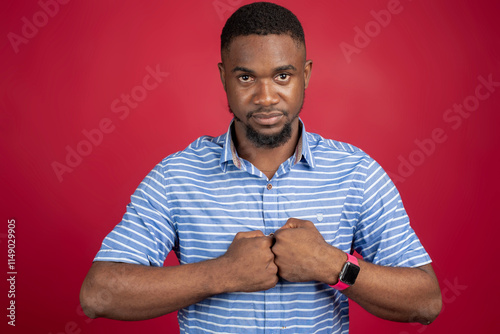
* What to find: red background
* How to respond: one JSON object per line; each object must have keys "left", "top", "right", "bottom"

{"left": 1, "top": 0, "right": 499, "bottom": 333}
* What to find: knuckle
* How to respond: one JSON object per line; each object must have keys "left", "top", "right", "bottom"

{"left": 272, "top": 242, "right": 283, "bottom": 255}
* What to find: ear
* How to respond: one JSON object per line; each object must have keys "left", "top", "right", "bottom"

{"left": 218, "top": 62, "right": 226, "bottom": 91}
{"left": 303, "top": 60, "right": 313, "bottom": 89}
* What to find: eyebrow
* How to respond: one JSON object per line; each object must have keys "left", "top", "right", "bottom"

{"left": 274, "top": 65, "right": 297, "bottom": 72}
{"left": 231, "top": 66, "right": 255, "bottom": 73}
{"left": 231, "top": 64, "right": 297, "bottom": 73}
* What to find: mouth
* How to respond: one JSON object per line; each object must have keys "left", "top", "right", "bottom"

{"left": 249, "top": 112, "right": 285, "bottom": 126}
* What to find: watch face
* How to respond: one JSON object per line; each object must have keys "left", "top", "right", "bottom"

{"left": 340, "top": 262, "right": 360, "bottom": 286}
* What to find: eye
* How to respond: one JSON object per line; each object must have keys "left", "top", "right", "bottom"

{"left": 238, "top": 74, "right": 254, "bottom": 83}
{"left": 275, "top": 73, "right": 291, "bottom": 82}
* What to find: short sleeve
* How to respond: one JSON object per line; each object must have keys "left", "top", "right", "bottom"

{"left": 352, "top": 157, "right": 431, "bottom": 268}
{"left": 93, "top": 162, "right": 177, "bottom": 266}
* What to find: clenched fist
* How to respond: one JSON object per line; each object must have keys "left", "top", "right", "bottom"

{"left": 220, "top": 230, "right": 279, "bottom": 292}
{"left": 272, "top": 218, "right": 345, "bottom": 284}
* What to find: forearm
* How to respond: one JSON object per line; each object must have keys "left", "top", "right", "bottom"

{"left": 272, "top": 219, "right": 442, "bottom": 324}
{"left": 80, "top": 259, "right": 230, "bottom": 320}
{"left": 342, "top": 261, "right": 442, "bottom": 324}
{"left": 80, "top": 232, "right": 278, "bottom": 321}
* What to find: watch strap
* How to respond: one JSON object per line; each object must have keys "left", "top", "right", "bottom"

{"left": 330, "top": 253, "right": 359, "bottom": 291}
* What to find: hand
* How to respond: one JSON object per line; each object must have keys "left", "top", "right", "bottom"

{"left": 272, "top": 218, "right": 345, "bottom": 284}
{"left": 219, "top": 230, "right": 278, "bottom": 292}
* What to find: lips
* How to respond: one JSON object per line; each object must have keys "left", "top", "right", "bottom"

{"left": 250, "top": 112, "right": 284, "bottom": 126}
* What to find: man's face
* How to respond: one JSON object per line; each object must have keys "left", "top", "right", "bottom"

{"left": 218, "top": 34, "right": 312, "bottom": 148}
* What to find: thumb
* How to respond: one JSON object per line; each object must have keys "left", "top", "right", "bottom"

{"left": 233, "top": 230, "right": 265, "bottom": 240}
{"left": 276, "top": 218, "right": 306, "bottom": 232}
{"left": 280, "top": 218, "right": 306, "bottom": 230}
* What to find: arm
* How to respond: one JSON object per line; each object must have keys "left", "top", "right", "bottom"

{"left": 80, "top": 230, "right": 278, "bottom": 320}
{"left": 343, "top": 261, "right": 441, "bottom": 324}
{"left": 272, "top": 218, "right": 442, "bottom": 325}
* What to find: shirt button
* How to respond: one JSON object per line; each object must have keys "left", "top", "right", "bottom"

{"left": 267, "top": 183, "right": 273, "bottom": 190}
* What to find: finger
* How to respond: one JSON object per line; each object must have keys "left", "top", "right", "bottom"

{"left": 234, "top": 230, "right": 265, "bottom": 240}
{"left": 260, "top": 235, "right": 275, "bottom": 248}
{"left": 266, "top": 260, "right": 278, "bottom": 274}
{"left": 279, "top": 217, "right": 305, "bottom": 230}
{"left": 270, "top": 234, "right": 276, "bottom": 247}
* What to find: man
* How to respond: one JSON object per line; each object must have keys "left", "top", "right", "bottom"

{"left": 80, "top": 2, "right": 441, "bottom": 333}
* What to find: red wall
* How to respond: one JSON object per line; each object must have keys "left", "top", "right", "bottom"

{"left": 1, "top": 0, "right": 499, "bottom": 333}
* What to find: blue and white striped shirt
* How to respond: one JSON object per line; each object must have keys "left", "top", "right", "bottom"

{"left": 94, "top": 120, "right": 431, "bottom": 333}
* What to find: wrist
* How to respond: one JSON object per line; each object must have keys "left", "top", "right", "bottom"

{"left": 316, "top": 244, "right": 346, "bottom": 285}
{"left": 204, "top": 256, "right": 236, "bottom": 295}
{"left": 330, "top": 253, "right": 360, "bottom": 290}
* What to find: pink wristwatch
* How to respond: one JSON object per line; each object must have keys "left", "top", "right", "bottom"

{"left": 330, "top": 253, "right": 360, "bottom": 290}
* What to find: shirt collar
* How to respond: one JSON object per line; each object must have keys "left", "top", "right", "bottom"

{"left": 219, "top": 118, "right": 316, "bottom": 171}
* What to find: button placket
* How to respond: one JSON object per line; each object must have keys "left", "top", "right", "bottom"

{"left": 262, "top": 179, "right": 281, "bottom": 331}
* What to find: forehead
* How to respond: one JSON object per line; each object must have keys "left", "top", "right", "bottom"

{"left": 222, "top": 34, "right": 305, "bottom": 67}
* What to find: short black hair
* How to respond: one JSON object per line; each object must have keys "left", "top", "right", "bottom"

{"left": 221, "top": 2, "right": 305, "bottom": 54}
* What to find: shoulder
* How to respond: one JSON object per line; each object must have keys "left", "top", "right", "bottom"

{"left": 306, "top": 131, "right": 374, "bottom": 168}
{"left": 160, "top": 133, "right": 225, "bottom": 164}
{"left": 149, "top": 134, "right": 227, "bottom": 179}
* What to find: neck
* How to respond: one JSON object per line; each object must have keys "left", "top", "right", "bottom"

{"left": 233, "top": 120, "right": 301, "bottom": 179}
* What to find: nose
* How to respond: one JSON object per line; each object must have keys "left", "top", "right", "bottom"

{"left": 252, "top": 80, "right": 279, "bottom": 106}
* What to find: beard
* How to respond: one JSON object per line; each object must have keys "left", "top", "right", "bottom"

{"left": 230, "top": 108, "right": 298, "bottom": 148}
{"left": 229, "top": 95, "right": 304, "bottom": 149}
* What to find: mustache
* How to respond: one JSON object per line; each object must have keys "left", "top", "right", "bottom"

{"left": 246, "top": 108, "right": 289, "bottom": 120}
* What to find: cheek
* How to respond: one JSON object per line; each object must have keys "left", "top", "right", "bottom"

{"left": 282, "top": 83, "right": 304, "bottom": 105}
{"left": 227, "top": 86, "right": 251, "bottom": 107}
